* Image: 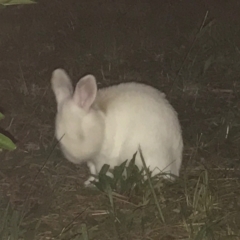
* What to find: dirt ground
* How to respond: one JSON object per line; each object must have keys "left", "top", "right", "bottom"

{"left": 0, "top": 0, "right": 240, "bottom": 239}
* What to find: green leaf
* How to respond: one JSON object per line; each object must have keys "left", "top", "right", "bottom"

{"left": 126, "top": 152, "right": 138, "bottom": 178}
{"left": 93, "top": 164, "right": 116, "bottom": 192}
{"left": 0, "top": 0, "right": 36, "bottom": 6}
{"left": 0, "top": 133, "right": 16, "bottom": 151}
{"left": 99, "top": 164, "right": 110, "bottom": 176}
{"left": 112, "top": 160, "right": 128, "bottom": 186}
{"left": 94, "top": 173, "right": 113, "bottom": 193}
{"left": 0, "top": 112, "right": 4, "bottom": 120}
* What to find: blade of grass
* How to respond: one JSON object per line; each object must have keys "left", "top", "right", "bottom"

{"left": 138, "top": 146, "right": 165, "bottom": 223}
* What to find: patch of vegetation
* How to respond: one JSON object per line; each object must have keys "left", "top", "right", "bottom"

{"left": 0, "top": 112, "right": 16, "bottom": 151}
{"left": 0, "top": 0, "right": 35, "bottom": 6}
{"left": 0, "top": 0, "right": 239, "bottom": 239}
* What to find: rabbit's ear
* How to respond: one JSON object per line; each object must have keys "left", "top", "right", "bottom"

{"left": 73, "top": 74, "right": 97, "bottom": 111}
{"left": 51, "top": 69, "right": 73, "bottom": 106}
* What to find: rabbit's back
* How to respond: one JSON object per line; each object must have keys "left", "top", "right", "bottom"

{"left": 94, "top": 82, "right": 183, "bottom": 177}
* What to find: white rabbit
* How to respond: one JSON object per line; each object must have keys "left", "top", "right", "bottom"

{"left": 51, "top": 69, "right": 183, "bottom": 186}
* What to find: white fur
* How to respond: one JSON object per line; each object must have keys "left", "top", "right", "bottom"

{"left": 51, "top": 69, "right": 183, "bottom": 186}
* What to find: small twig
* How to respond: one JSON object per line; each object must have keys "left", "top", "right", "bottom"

{"left": 208, "top": 88, "right": 233, "bottom": 93}
{"left": 90, "top": 210, "right": 110, "bottom": 216}
{"left": 57, "top": 207, "right": 89, "bottom": 237}
{"left": 111, "top": 194, "right": 138, "bottom": 207}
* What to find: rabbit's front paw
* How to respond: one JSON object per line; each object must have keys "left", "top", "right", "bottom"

{"left": 84, "top": 176, "right": 98, "bottom": 187}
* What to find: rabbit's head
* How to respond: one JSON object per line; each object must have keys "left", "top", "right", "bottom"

{"left": 51, "top": 69, "right": 105, "bottom": 164}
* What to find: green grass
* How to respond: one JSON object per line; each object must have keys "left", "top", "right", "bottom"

{"left": 0, "top": 0, "right": 240, "bottom": 239}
